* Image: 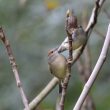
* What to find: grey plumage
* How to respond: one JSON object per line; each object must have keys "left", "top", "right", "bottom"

{"left": 58, "top": 26, "right": 87, "bottom": 53}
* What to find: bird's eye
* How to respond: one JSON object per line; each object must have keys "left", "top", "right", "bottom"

{"left": 48, "top": 50, "right": 54, "bottom": 56}
{"left": 50, "top": 51, "right": 54, "bottom": 54}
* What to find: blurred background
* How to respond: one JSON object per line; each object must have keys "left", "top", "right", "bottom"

{"left": 0, "top": 0, "right": 110, "bottom": 110}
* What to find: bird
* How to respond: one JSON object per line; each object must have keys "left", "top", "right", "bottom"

{"left": 48, "top": 49, "right": 67, "bottom": 93}
{"left": 58, "top": 26, "right": 86, "bottom": 53}
{"left": 57, "top": 9, "right": 87, "bottom": 53}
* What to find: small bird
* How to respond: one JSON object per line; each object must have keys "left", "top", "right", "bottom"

{"left": 58, "top": 9, "right": 87, "bottom": 53}
{"left": 48, "top": 49, "right": 67, "bottom": 93}
{"left": 71, "top": 26, "right": 87, "bottom": 50}
{"left": 58, "top": 26, "right": 86, "bottom": 53}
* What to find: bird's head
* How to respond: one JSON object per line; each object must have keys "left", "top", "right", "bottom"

{"left": 48, "top": 48, "right": 58, "bottom": 56}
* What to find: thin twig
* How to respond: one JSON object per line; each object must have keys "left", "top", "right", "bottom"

{"left": 72, "top": 0, "right": 106, "bottom": 64}
{"left": 58, "top": 0, "right": 106, "bottom": 64}
{"left": 25, "top": 0, "right": 105, "bottom": 109}
{"left": 85, "top": 0, "right": 105, "bottom": 34}
{"left": 0, "top": 27, "right": 30, "bottom": 110}
{"left": 59, "top": 73, "right": 71, "bottom": 110}
{"left": 59, "top": 9, "right": 73, "bottom": 110}
{"left": 73, "top": 23, "right": 110, "bottom": 110}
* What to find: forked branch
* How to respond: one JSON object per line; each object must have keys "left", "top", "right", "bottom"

{"left": 0, "top": 27, "right": 30, "bottom": 110}
{"left": 24, "top": 0, "right": 106, "bottom": 109}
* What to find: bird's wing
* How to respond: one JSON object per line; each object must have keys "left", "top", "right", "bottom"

{"left": 72, "top": 29, "right": 77, "bottom": 41}
{"left": 48, "top": 64, "right": 53, "bottom": 74}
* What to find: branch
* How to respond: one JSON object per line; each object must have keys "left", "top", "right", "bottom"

{"left": 72, "top": 0, "right": 106, "bottom": 64}
{"left": 59, "top": 9, "right": 73, "bottom": 110}
{"left": 25, "top": 0, "right": 106, "bottom": 109}
{"left": 73, "top": 23, "right": 110, "bottom": 110}
{"left": 85, "top": 0, "right": 106, "bottom": 34}
{"left": 58, "top": 0, "right": 106, "bottom": 65}
{"left": 24, "top": 77, "right": 59, "bottom": 110}
{"left": 0, "top": 27, "right": 30, "bottom": 110}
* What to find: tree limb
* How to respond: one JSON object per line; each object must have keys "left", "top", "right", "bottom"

{"left": 24, "top": 77, "right": 59, "bottom": 110}
{"left": 0, "top": 27, "right": 30, "bottom": 110}
{"left": 73, "top": 23, "right": 110, "bottom": 110}
{"left": 59, "top": 9, "right": 73, "bottom": 110}
{"left": 24, "top": 0, "right": 106, "bottom": 109}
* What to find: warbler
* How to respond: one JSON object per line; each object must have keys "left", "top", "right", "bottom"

{"left": 48, "top": 49, "right": 67, "bottom": 93}
{"left": 58, "top": 9, "right": 87, "bottom": 53}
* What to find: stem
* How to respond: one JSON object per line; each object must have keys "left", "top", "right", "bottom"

{"left": 59, "top": 9, "right": 73, "bottom": 110}
{"left": 73, "top": 23, "right": 110, "bottom": 110}
{"left": 0, "top": 27, "right": 30, "bottom": 110}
